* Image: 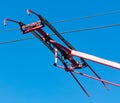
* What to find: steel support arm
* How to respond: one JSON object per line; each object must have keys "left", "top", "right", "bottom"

{"left": 71, "top": 50, "right": 120, "bottom": 70}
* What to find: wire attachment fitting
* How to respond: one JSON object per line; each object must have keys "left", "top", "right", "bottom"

{"left": 27, "top": 9, "right": 43, "bottom": 20}
{"left": 4, "top": 18, "right": 24, "bottom": 27}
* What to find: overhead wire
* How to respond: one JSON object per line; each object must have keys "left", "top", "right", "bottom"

{"left": 51, "top": 10, "right": 120, "bottom": 24}
{"left": 58, "top": 23, "right": 120, "bottom": 35}
{"left": 0, "top": 23, "right": 120, "bottom": 44}
{"left": 0, "top": 28, "right": 19, "bottom": 33}
{"left": 0, "top": 37, "right": 35, "bottom": 44}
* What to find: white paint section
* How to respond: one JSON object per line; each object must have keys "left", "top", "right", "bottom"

{"left": 71, "top": 50, "right": 120, "bottom": 70}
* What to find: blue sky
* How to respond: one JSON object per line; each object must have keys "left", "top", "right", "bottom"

{"left": 0, "top": 1, "right": 120, "bottom": 103}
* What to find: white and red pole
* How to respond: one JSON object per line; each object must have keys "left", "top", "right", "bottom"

{"left": 71, "top": 50, "right": 120, "bottom": 70}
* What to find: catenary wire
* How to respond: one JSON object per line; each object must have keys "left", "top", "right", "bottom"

{"left": 57, "top": 23, "right": 120, "bottom": 35}
{"left": 0, "top": 37, "right": 35, "bottom": 44}
{"left": 0, "top": 23, "right": 120, "bottom": 44}
{"left": 1, "top": 9, "right": 120, "bottom": 33}
{"left": 52, "top": 10, "right": 120, "bottom": 24}
{"left": 0, "top": 28, "right": 19, "bottom": 32}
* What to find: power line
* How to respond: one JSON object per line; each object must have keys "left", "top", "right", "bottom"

{"left": 58, "top": 23, "right": 120, "bottom": 35}
{"left": 0, "top": 37, "right": 35, "bottom": 44}
{"left": 1, "top": 10, "right": 120, "bottom": 33}
{"left": 0, "top": 28, "right": 19, "bottom": 33}
{"left": 52, "top": 10, "right": 120, "bottom": 24}
{"left": 0, "top": 23, "right": 120, "bottom": 45}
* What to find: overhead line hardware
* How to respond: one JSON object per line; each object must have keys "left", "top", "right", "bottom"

{"left": 1, "top": 9, "right": 120, "bottom": 33}
{"left": 4, "top": 9, "right": 120, "bottom": 96}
